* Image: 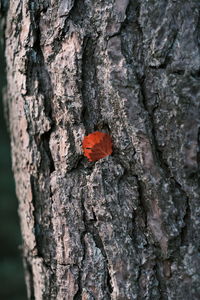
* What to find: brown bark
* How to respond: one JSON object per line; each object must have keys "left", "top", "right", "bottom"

{"left": 3, "top": 0, "right": 200, "bottom": 299}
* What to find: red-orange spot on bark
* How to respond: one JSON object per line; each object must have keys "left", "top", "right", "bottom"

{"left": 82, "top": 131, "right": 113, "bottom": 162}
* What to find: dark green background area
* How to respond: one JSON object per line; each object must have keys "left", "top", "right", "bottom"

{"left": 0, "top": 30, "right": 26, "bottom": 299}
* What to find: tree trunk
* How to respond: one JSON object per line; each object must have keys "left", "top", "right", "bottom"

{"left": 3, "top": 0, "right": 200, "bottom": 299}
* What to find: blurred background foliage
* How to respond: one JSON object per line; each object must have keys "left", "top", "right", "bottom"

{"left": 0, "top": 28, "right": 26, "bottom": 299}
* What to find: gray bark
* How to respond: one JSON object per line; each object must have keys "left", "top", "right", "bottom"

{"left": 2, "top": 0, "right": 200, "bottom": 299}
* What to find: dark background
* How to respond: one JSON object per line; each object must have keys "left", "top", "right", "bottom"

{"left": 0, "top": 29, "right": 26, "bottom": 299}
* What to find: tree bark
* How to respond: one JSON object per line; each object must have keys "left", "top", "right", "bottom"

{"left": 3, "top": 0, "right": 200, "bottom": 299}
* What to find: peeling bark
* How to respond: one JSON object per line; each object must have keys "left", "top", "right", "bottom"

{"left": 2, "top": 0, "right": 200, "bottom": 299}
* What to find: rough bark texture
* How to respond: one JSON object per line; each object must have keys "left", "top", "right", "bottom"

{"left": 3, "top": 0, "right": 200, "bottom": 299}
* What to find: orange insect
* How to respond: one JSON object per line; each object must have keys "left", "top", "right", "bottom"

{"left": 82, "top": 131, "right": 113, "bottom": 162}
